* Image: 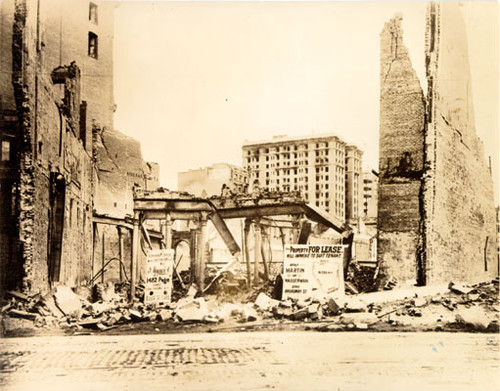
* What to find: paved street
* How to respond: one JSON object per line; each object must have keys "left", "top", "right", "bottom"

{"left": 1, "top": 331, "right": 498, "bottom": 391}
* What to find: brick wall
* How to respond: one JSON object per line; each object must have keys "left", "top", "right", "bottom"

{"left": 423, "top": 3, "right": 498, "bottom": 284}
{"left": 377, "top": 15, "right": 426, "bottom": 286}
{"left": 8, "top": 0, "right": 96, "bottom": 294}
{"left": 378, "top": 5, "right": 498, "bottom": 287}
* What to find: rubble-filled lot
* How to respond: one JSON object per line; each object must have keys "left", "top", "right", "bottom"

{"left": 1, "top": 277, "right": 498, "bottom": 338}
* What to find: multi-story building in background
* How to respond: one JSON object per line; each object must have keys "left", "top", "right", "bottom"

{"left": 242, "top": 134, "right": 363, "bottom": 224}
{"left": 345, "top": 145, "right": 364, "bottom": 224}
{"left": 178, "top": 163, "right": 248, "bottom": 197}
{"left": 362, "top": 171, "right": 378, "bottom": 223}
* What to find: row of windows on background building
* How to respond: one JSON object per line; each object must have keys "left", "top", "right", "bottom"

{"left": 88, "top": 3, "right": 98, "bottom": 58}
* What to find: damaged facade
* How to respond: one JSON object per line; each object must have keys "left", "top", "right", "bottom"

{"left": 0, "top": 0, "right": 154, "bottom": 296}
{"left": 378, "top": 4, "right": 498, "bottom": 287}
{"left": 93, "top": 127, "right": 160, "bottom": 283}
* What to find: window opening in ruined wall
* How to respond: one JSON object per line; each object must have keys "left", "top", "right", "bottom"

{"left": 1, "top": 140, "right": 11, "bottom": 161}
{"left": 88, "top": 32, "right": 98, "bottom": 59}
{"left": 89, "top": 3, "right": 98, "bottom": 24}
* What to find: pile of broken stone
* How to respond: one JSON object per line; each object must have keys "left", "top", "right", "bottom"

{"left": 1, "top": 277, "right": 498, "bottom": 335}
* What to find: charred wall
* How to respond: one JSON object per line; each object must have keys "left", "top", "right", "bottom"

{"left": 378, "top": 4, "right": 498, "bottom": 287}
{"left": 5, "top": 0, "right": 95, "bottom": 294}
{"left": 423, "top": 3, "right": 498, "bottom": 283}
{"left": 377, "top": 15, "right": 426, "bottom": 285}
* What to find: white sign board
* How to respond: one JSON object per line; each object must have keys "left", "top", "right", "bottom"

{"left": 283, "top": 244, "right": 345, "bottom": 300}
{"left": 144, "top": 249, "right": 174, "bottom": 306}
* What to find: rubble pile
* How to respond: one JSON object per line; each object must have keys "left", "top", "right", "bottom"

{"left": 1, "top": 277, "right": 498, "bottom": 336}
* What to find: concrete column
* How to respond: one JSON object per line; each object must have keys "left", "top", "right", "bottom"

{"left": 101, "top": 229, "right": 106, "bottom": 284}
{"left": 260, "top": 226, "right": 270, "bottom": 282}
{"left": 91, "top": 222, "right": 97, "bottom": 280}
{"left": 117, "top": 226, "right": 124, "bottom": 283}
{"left": 130, "top": 211, "right": 140, "bottom": 302}
{"left": 196, "top": 214, "right": 208, "bottom": 292}
{"left": 253, "top": 220, "right": 261, "bottom": 285}
{"left": 162, "top": 212, "right": 173, "bottom": 249}
{"left": 244, "top": 218, "right": 252, "bottom": 287}
{"left": 189, "top": 228, "right": 197, "bottom": 284}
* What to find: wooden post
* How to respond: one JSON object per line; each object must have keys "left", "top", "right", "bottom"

{"left": 91, "top": 222, "right": 97, "bottom": 280}
{"left": 189, "top": 228, "right": 197, "bottom": 284}
{"left": 165, "top": 212, "right": 172, "bottom": 249}
{"left": 118, "top": 226, "right": 124, "bottom": 282}
{"left": 260, "top": 226, "right": 270, "bottom": 282}
{"left": 196, "top": 213, "right": 208, "bottom": 293}
{"left": 253, "top": 220, "right": 261, "bottom": 285}
{"left": 130, "top": 211, "right": 140, "bottom": 302}
{"left": 101, "top": 229, "right": 105, "bottom": 284}
{"left": 244, "top": 218, "right": 252, "bottom": 287}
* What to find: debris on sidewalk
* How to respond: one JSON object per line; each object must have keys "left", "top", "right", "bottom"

{"left": 1, "top": 276, "right": 498, "bottom": 336}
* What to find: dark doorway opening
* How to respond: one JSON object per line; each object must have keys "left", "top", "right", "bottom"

{"left": 48, "top": 173, "right": 65, "bottom": 283}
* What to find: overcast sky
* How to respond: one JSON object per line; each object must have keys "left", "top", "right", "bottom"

{"left": 113, "top": 1, "right": 498, "bottom": 200}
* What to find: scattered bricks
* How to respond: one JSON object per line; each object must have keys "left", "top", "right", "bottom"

{"left": 413, "top": 298, "right": 427, "bottom": 307}
{"left": 487, "top": 321, "right": 499, "bottom": 332}
{"left": 296, "top": 298, "right": 311, "bottom": 309}
{"left": 467, "top": 293, "right": 480, "bottom": 302}
{"left": 74, "top": 286, "right": 93, "bottom": 302}
{"left": 176, "top": 306, "right": 207, "bottom": 322}
{"left": 455, "top": 307, "right": 490, "bottom": 329}
{"left": 279, "top": 299, "right": 293, "bottom": 308}
{"left": 291, "top": 307, "right": 309, "bottom": 321}
{"left": 158, "top": 309, "right": 172, "bottom": 321}
{"left": 2, "top": 317, "right": 37, "bottom": 336}
{"left": 8, "top": 309, "right": 38, "bottom": 321}
{"left": 326, "top": 324, "right": 344, "bottom": 331}
{"left": 89, "top": 302, "right": 113, "bottom": 316}
{"left": 383, "top": 277, "right": 398, "bottom": 291}
{"left": 310, "top": 306, "right": 323, "bottom": 321}
{"left": 241, "top": 306, "right": 258, "bottom": 322}
{"left": 355, "top": 323, "right": 369, "bottom": 330}
{"left": 6, "top": 291, "right": 29, "bottom": 301}
{"left": 129, "top": 310, "right": 143, "bottom": 321}
{"left": 254, "top": 292, "right": 280, "bottom": 311}
{"left": 327, "top": 297, "right": 342, "bottom": 315}
{"left": 53, "top": 286, "right": 83, "bottom": 319}
{"left": 1, "top": 303, "right": 12, "bottom": 313}
{"left": 145, "top": 312, "right": 158, "bottom": 322}
{"left": 203, "top": 314, "right": 219, "bottom": 323}
{"left": 216, "top": 303, "right": 238, "bottom": 321}
{"left": 449, "top": 282, "right": 472, "bottom": 295}
{"left": 407, "top": 308, "right": 422, "bottom": 317}
{"left": 78, "top": 317, "right": 103, "bottom": 328}
{"left": 344, "top": 297, "right": 367, "bottom": 313}
{"left": 103, "top": 312, "right": 122, "bottom": 326}
{"left": 307, "top": 304, "right": 320, "bottom": 315}
{"left": 120, "top": 312, "right": 132, "bottom": 323}
{"left": 273, "top": 306, "right": 293, "bottom": 318}
{"left": 345, "top": 282, "right": 359, "bottom": 294}
{"left": 340, "top": 312, "right": 378, "bottom": 326}
{"left": 40, "top": 293, "right": 66, "bottom": 319}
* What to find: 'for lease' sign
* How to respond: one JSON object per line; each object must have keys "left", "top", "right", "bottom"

{"left": 283, "top": 245, "right": 345, "bottom": 300}
{"left": 144, "top": 249, "right": 174, "bottom": 306}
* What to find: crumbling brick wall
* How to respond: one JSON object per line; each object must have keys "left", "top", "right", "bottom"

{"left": 10, "top": 0, "right": 94, "bottom": 294}
{"left": 378, "top": 4, "right": 498, "bottom": 287}
{"left": 422, "top": 3, "right": 498, "bottom": 284}
{"left": 377, "top": 15, "right": 426, "bottom": 285}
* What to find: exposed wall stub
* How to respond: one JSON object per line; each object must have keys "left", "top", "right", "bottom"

{"left": 377, "top": 3, "right": 498, "bottom": 287}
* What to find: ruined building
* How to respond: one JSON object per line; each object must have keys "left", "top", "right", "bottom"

{"left": 242, "top": 134, "right": 363, "bottom": 225}
{"left": 178, "top": 163, "right": 248, "bottom": 198}
{"left": 92, "top": 128, "right": 160, "bottom": 283}
{"left": 0, "top": 0, "right": 116, "bottom": 295}
{"left": 377, "top": 4, "right": 498, "bottom": 286}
